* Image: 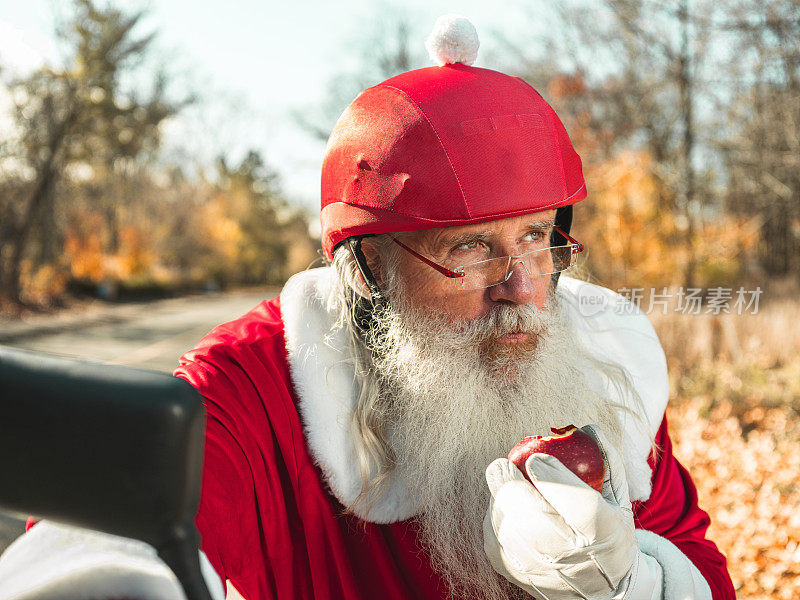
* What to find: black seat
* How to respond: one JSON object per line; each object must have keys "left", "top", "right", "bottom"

{"left": 0, "top": 345, "right": 213, "bottom": 600}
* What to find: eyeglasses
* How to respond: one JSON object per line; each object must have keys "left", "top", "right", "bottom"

{"left": 392, "top": 226, "right": 584, "bottom": 291}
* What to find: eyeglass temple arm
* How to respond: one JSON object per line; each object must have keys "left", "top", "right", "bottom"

{"left": 391, "top": 238, "right": 465, "bottom": 279}
{"left": 553, "top": 225, "right": 584, "bottom": 253}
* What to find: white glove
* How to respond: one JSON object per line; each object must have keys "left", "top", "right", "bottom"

{"left": 484, "top": 425, "right": 659, "bottom": 600}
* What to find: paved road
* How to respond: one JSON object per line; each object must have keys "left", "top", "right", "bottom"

{"left": 0, "top": 287, "right": 278, "bottom": 556}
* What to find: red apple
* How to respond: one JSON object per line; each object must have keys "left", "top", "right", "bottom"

{"left": 508, "top": 425, "right": 605, "bottom": 492}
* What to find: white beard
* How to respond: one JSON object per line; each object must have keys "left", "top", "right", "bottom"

{"left": 367, "top": 292, "right": 623, "bottom": 600}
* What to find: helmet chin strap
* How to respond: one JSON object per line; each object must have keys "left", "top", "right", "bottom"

{"left": 347, "top": 237, "right": 387, "bottom": 337}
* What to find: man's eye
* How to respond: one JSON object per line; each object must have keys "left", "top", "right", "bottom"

{"left": 455, "top": 240, "right": 481, "bottom": 250}
{"left": 526, "top": 231, "right": 545, "bottom": 242}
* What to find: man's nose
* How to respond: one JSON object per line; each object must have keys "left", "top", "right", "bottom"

{"left": 487, "top": 261, "right": 549, "bottom": 308}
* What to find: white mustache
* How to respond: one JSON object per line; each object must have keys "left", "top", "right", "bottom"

{"left": 451, "top": 302, "right": 550, "bottom": 348}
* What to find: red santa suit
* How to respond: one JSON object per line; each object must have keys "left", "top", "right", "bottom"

{"left": 173, "top": 268, "right": 735, "bottom": 600}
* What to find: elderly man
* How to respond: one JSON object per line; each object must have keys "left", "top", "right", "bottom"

{"left": 0, "top": 15, "right": 734, "bottom": 600}
{"left": 172, "top": 17, "right": 734, "bottom": 600}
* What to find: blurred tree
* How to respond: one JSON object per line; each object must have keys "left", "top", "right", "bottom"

{"left": 212, "top": 151, "right": 289, "bottom": 286}
{"left": 717, "top": 0, "right": 800, "bottom": 279}
{"left": 499, "top": 0, "right": 791, "bottom": 289}
{"left": 505, "top": 0, "right": 725, "bottom": 288}
{"left": 0, "top": 0, "right": 183, "bottom": 307}
{"left": 158, "top": 150, "right": 317, "bottom": 289}
{"left": 577, "top": 147, "right": 758, "bottom": 291}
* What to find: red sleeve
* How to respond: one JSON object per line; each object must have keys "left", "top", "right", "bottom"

{"left": 633, "top": 416, "right": 736, "bottom": 600}
{"left": 173, "top": 296, "right": 304, "bottom": 599}
{"left": 174, "top": 340, "right": 268, "bottom": 596}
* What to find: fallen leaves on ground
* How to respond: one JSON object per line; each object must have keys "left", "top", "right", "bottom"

{"left": 667, "top": 362, "right": 800, "bottom": 599}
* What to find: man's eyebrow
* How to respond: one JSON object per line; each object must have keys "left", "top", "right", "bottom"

{"left": 526, "top": 219, "right": 555, "bottom": 230}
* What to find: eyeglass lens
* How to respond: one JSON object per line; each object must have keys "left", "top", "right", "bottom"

{"left": 455, "top": 245, "right": 576, "bottom": 290}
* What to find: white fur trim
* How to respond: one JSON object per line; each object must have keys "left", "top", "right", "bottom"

{"left": 614, "top": 551, "right": 663, "bottom": 599}
{"left": 557, "top": 277, "right": 668, "bottom": 502}
{"left": 281, "top": 269, "right": 668, "bottom": 522}
{"left": 280, "top": 269, "right": 416, "bottom": 523}
{"left": 635, "top": 529, "right": 712, "bottom": 599}
{"left": 0, "top": 521, "right": 224, "bottom": 600}
{"left": 425, "top": 14, "right": 480, "bottom": 66}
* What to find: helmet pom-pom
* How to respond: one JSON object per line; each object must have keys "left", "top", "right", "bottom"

{"left": 425, "top": 14, "right": 479, "bottom": 67}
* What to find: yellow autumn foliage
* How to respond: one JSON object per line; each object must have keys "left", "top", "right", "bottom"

{"left": 18, "top": 263, "right": 69, "bottom": 304}
{"left": 64, "top": 213, "right": 107, "bottom": 282}
{"left": 64, "top": 215, "right": 156, "bottom": 283}
{"left": 577, "top": 150, "right": 758, "bottom": 291}
{"left": 201, "top": 196, "right": 244, "bottom": 264}
{"left": 577, "top": 151, "right": 680, "bottom": 289}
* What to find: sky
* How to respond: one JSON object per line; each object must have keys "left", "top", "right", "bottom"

{"left": 0, "top": 0, "right": 541, "bottom": 224}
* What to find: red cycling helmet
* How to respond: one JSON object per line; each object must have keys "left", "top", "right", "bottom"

{"left": 320, "top": 15, "right": 586, "bottom": 260}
